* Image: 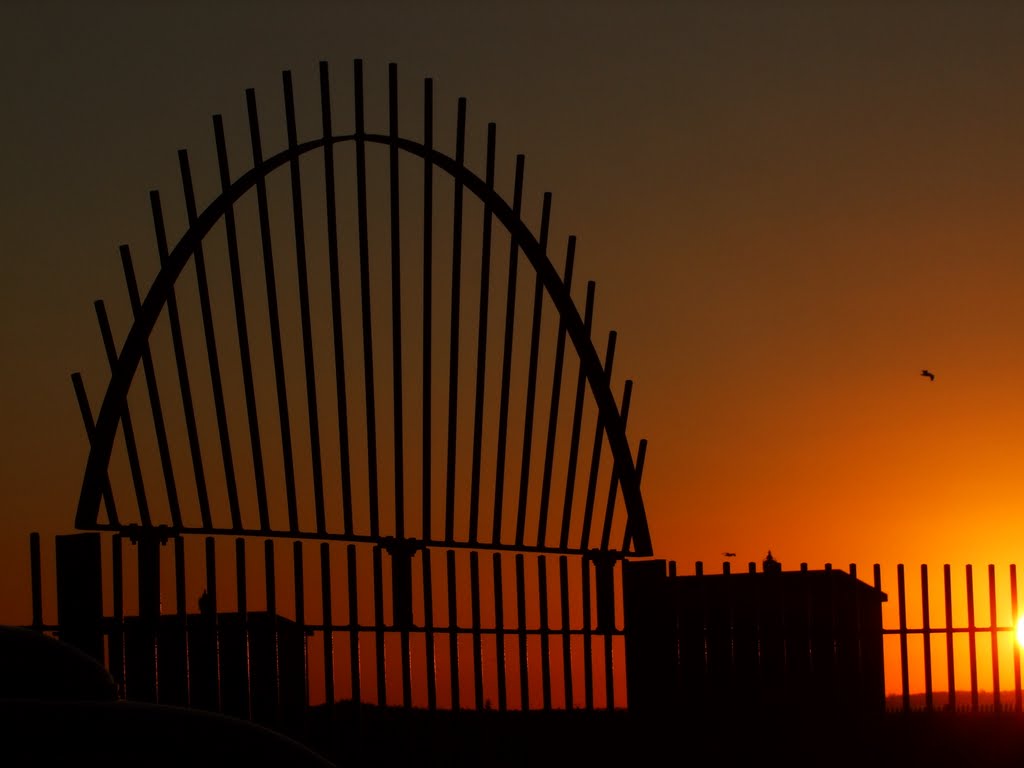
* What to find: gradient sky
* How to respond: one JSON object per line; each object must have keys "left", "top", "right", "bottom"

{"left": 5, "top": 1, "right": 1024, "bottom": 685}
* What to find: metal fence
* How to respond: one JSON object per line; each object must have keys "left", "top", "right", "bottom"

{"left": 26, "top": 530, "right": 628, "bottom": 725}
{"left": 25, "top": 535, "right": 1024, "bottom": 722}
{"left": 24, "top": 59, "right": 657, "bottom": 728}
{"left": 878, "top": 562, "right": 1023, "bottom": 713}
{"left": 663, "top": 559, "right": 1024, "bottom": 715}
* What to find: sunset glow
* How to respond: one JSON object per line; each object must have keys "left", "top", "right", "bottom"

{"left": 7, "top": 2, "right": 1024, "bottom": 712}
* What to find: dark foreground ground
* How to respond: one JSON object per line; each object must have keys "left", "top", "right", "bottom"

{"left": 4, "top": 626, "right": 1023, "bottom": 767}
{"left": 5, "top": 697, "right": 1024, "bottom": 766}
{"left": 301, "top": 702, "right": 1024, "bottom": 768}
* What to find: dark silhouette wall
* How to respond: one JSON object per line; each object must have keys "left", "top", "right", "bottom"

{"left": 623, "top": 556, "right": 887, "bottom": 714}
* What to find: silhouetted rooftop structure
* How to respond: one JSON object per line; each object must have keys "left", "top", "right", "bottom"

{"left": 623, "top": 557, "right": 888, "bottom": 715}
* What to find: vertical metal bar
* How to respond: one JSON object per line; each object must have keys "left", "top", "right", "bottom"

{"left": 603, "top": 617, "right": 615, "bottom": 711}
{"left": 353, "top": 59, "right": 382, "bottom": 539}
{"left": 493, "top": 553, "right": 507, "bottom": 711}
{"left": 599, "top": 380, "right": 632, "bottom": 551}
{"left": 94, "top": 300, "right": 150, "bottom": 526}
{"left": 872, "top": 561, "right": 882, "bottom": 707}
{"left": 851, "top": 558, "right": 863, "bottom": 688}
{"left": 264, "top": 540, "right": 280, "bottom": 721}
{"left": 150, "top": 193, "right": 210, "bottom": 530}
{"left": 71, "top": 373, "right": 119, "bottom": 525}
{"left": 579, "top": 331, "right": 617, "bottom": 550}
{"left": 422, "top": 548, "right": 437, "bottom": 709}
{"left": 320, "top": 544, "right": 335, "bottom": 707}
{"left": 372, "top": 545, "right": 387, "bottom": 706}
{"left": 444, "top": 98, "right": 468, "bottom": 543}
{"left": 670, "top": 559, "right": 683, "bottom": 708}
{"left": 468, "top": 122, "right": 497, "bottom": 545}
{"left": 826, "top": 563, "right": 837, "bottom": 686}
{"left": 559, "top": 555, "right": 573, "bottom": 709}
{"left": 400, "top": 583, "right": 413, "bottom": 710}
{"left": 513, "top": 193, "right": 552, "bottom": 546}
{"left": 1012, "top": 564, "right": 1022, "bottom": 713}
{"left": 538, "top": 556, "right": 552, "bottom": 711}
{"left": 55, "top": 534, "right": 106, "bottom": 664}
{"left": 989, "top": 564, "right": 1000, "bottom": 711}
{"left": 470, "top": 551, "right": 483, "bottom": 709}
{"left": 966, "top": 564, "right": 979, "bottom": 711}
{"left": 944, "top": 564, "right": 955, "bottom": 711}
{"left": 174, "top": 537, "right": 189, "bottom": 706}
{"left": 212, "top": 115, "right": 268, "bottom": 531}
{"left": 897, "top": 564, "right": 909, "bottom": 711}
{"left": 559, "top": 282, "right": 596, "bottom": 549}
{"left": 283, "top": 71, "right": 326, "bottom": 536}
{"left": 111, "top": 534, "right": 125, "bottom": 695}
{"left": 179, "top": 150, "right": 239, "bottom": 530}
{"left": 29, "top": 533, "right": 42, "bottom": 629}
{"left": 347, "top": 544, "right": 360, "bottom": 704}
{"left": 321, "top": 62, "right": 356, "bottom": 536}
{"left": 293, "top": 541, "right": 308, "bottom": 709}
{"left": 798, "top": 565, "right": 812, "bottom": 682}
{"left": 169, "top": 540, "right": 184, "bottom": 618}
{"left": 386, "top": 62, "right": 407, "bottom": 540}
{"left": 921, "top": 564, "right": 933, "bottom": 711}
{"left": 621, "top": 438, "right": 647, "bottom": 552}
{"left": 446, "top": 550, "right": 460, "bottom": 709}
{"left": 119, "top": 243, "right": 181, "bottom": 529}
{"left": 235, "top": 538, "right": 252, "bottom": 719}
{"left": 535, "top": 239, "right": 575, "bottom": 547}
{"left": 582, "top": 554, "right": 594, "bottom": 709}
{"left": 246, "top": 89, "right": 298, "bottom": 533}
{"left": 515, "top": 553, "right": 529, "bottom": 710}
{"left": 421, "top": 77, "right": 434, "bottom": 543}
{"left": 491, "top": 154, "right": 526, "bottom": 545}
{"left": 205, "top": 537, "right": 221, "bottom": 711}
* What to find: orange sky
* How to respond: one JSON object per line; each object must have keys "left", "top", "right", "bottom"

{"left": 4, "top": 2, "right": 1024, "bottom": 698}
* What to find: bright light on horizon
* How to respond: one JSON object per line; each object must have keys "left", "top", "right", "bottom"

{"left": 1016, "top": 616, "right": 1024, "bottom": 648}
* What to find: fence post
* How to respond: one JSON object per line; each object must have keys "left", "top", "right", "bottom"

{"left": 921, "top": 564, "right": 933, "bottom": 712}
{"left": 988, "top": 564, "right": 1000, "bottom": 712}
{"left": 943, "top": 564, "right": 955, "bottom": 711}
{"left": 29, "top": 533, "right": 43, "bottom": 631}
{"left": 897, "top": 564, "right": 909, "bottom": 712}
{"left": 1011, "top": 564, "right": 1021, "bottom": 713}
{"left": 621, "top": 559, "right": 673, "bottom": 712}
{"left": 966, "top": 565, "right": 979, "bottom": 712}
{"left": 55, "top": 533, "right": 104, "bottom": 664}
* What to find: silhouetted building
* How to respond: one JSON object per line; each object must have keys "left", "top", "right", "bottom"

{"left": 623, "top": 556, "right": 887, "bottom": 715}
{"left": 52, "top": 533, "right": 307, "bottom": 729}
{"left": 121, "top": 611, "right": 306, "bottom": 726}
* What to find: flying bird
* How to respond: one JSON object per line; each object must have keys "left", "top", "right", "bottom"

{"left": 722, "top": 552, "right": 736, "bottom": 558}
{"left": 921, "top": 369, "right": 935, "bottom": 381}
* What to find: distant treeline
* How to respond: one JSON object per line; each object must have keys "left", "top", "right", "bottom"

{"left": 885, "top": 691, "right": 1021, "bottom": 711}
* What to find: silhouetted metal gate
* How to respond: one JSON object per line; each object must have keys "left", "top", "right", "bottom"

{"left": 35, "top": 59, "right": 654, "bottom": 722}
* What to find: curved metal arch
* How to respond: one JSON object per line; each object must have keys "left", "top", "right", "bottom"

{"left": 75, "top": 76, "right": 652, "bottom": 557}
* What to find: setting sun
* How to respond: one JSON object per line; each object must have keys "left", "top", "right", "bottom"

{"left": 1016, "top": 616, "right": 1024, "bottom": 648}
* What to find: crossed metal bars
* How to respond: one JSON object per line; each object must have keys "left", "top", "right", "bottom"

{"left": 71, "top": 59, "right": 652, "bottom": 559}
